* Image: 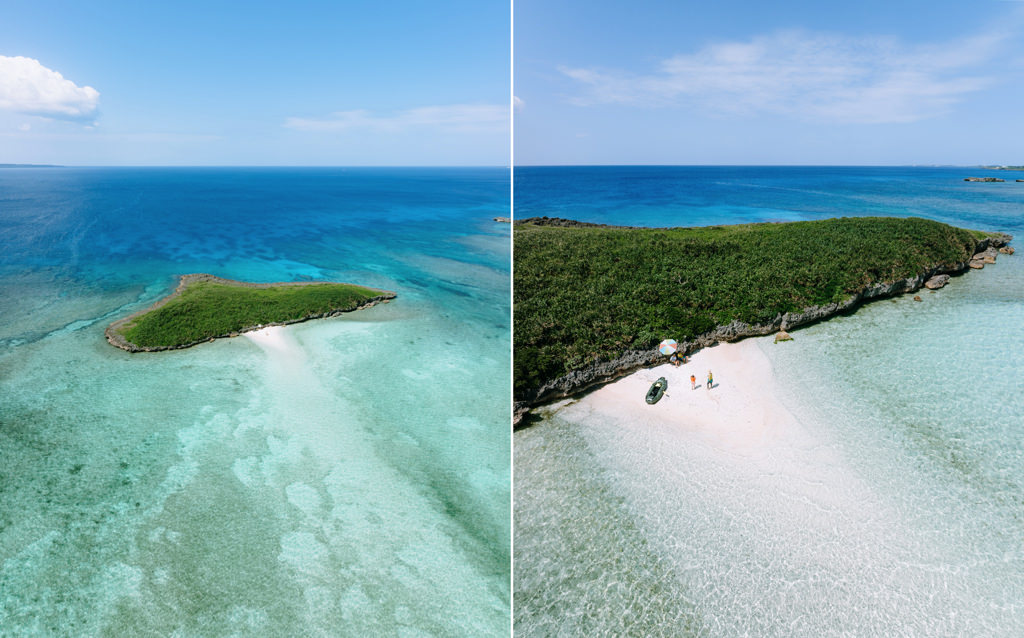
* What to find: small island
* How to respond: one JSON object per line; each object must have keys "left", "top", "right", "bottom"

{"left": 106, "top": 273, "right": 396, "bottom": 352}
{"left": 513, "top": 216, "right": 1012, "bottom": 423}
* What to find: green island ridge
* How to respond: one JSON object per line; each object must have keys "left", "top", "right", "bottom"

{"left": 513, "top": 216, "right": 1013, "bottom": 420}
{"left": 106, "top": 274, "right": 396, "bottom": 352}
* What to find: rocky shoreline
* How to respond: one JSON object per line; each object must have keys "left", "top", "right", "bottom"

{"left": 513, "top": 232, "right": 1013, "bottom": 427}
{"left": 105, "top": 273, "right": 396, "bottom": 353}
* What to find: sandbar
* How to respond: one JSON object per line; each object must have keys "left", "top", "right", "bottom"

{"left": 547, "top": 339, "right": 827, "bottom": 467}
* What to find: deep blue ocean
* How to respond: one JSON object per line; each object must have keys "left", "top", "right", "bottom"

{"left": 515, "top": 165, "right": 1024, "bottom": 236}
{"left": 0, "top": 168, "right": 510, "bottom": 636}
{"left": 514, "top": 166, "right": 1024, "bottom": 637}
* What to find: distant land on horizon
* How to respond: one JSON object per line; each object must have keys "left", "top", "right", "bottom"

{"left": 0, "top": 163, "right": 63, "bottom": 168}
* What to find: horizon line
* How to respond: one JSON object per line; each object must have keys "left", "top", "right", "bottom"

{"left": 512, "top": 163, "right": 1004, "bottom": 168}
{"left": 0, "top": 164, "right": 513, "bottom": 169}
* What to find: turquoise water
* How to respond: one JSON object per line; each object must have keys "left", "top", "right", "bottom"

{"left": 514, "top": 166, "right": 1024, "bottom": 636}
{"left": 0, "top": 168, "right": 510, "bottom": 636}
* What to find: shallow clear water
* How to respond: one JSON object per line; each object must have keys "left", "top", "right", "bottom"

{"left": 514, "top": 166, "right": 1024, "bottom": 636}
{"left": 0, "top": 167, "right": 510, "bottom": 636}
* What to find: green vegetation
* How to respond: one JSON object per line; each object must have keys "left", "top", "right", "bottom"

{"left": 514, "top": 217, "right": 980, "bottom": 398}
{"left": 115, "top": 278, "right": 385, "bottom": 348}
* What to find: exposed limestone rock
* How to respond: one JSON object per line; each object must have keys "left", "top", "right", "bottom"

{"left": 493, "top": 217, "right": 511, "bottom": 223}
{"left": 973, "top": 248, "right": 999, "bottom": 264}
{"left": 774, "top": 330, "right": 793, "bottom": 343}
{"left": 969, "top": 260, "right": 985, "bottom": 269}
{"left": 964, "top": 177, "right": 1005, "bottom": 182}
{"left": 913, "top": 295, "right": 922, "bottom": 302}
{"left": 514, "top": 403, "right": 531, "bottom": 427}
{"left": 981, "top": 233, "right": 1013, "bottom": 248}
{"left": 1000, "top": 246, "right": 1015, "bottom": 255}
{"left": 924, "top": 274, "right": 950, "bottom": 289}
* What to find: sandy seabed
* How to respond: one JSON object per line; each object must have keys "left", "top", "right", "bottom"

{"left": 518, "top": 325, "right": 1024, "bottom": 636}
{"left": 549, "top": 337, "right": 894, "bottom": 530}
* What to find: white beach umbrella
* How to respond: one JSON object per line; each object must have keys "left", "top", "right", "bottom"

{"left": 658, "top": 338, "right": 678, "bottom": 355}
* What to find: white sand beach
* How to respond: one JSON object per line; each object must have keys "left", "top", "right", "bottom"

{"left": 243, "top": 325, "right": 297, "bottom": 355}
{"left": 542, "top": 338, "right": 879, "bottom": 516}
{"left": 552, "top": 339, "right": 815, "bottom": 462}
{"left": 520, "top": 338, "right": 960, "bottom": 634}
{"left": 586, "top": 340, "right": 793, "bottom": 454}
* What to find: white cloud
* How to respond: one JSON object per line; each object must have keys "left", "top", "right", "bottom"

{"left": 560, "top": 27, "right": 1013, "bottom": 124}
{"left": 513, "top": 95, "right": 525, "bottom": 110}
{"left": 0, "top": 56, "right": 99, "bottom": 122}
{"left": 284, "top": 104, "right": 508, "bottom": 132}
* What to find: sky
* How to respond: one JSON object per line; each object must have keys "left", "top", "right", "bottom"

{"left": 0, "top": 1, "right": 510, "bottom": 166}
{"left": 515, "top": 0, "right": 1024, "bottom": 165}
